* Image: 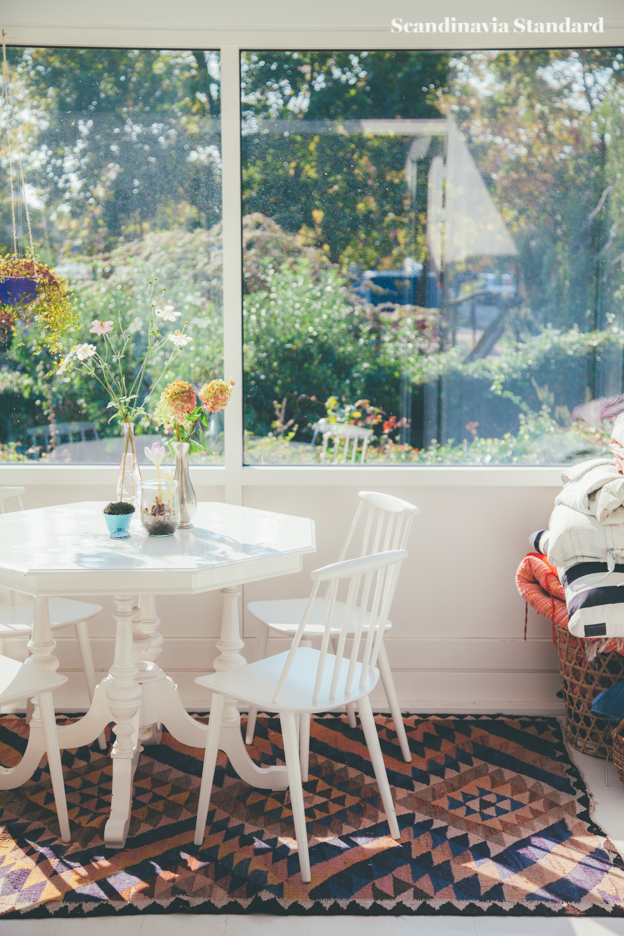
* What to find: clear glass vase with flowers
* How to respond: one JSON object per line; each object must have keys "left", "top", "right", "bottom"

{"left": 55, "top": 286, "right": 192, "bottom": 506}
{"left": 153, "top": 378, "right": 234, "bottom": 528}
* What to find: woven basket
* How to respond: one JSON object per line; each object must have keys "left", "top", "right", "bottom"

{"left": 613, "top": 720, "right": 624, "bottom": 784}
{"left": 555, "top": 624, "right": 624, "bottom": 758}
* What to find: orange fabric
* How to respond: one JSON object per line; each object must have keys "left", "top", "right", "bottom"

{"left": 516, "top": 553, "right": 568, "bottom": 629}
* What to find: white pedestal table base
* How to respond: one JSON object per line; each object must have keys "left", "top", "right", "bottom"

{"left": 0, "top": 587, "right": 288, "bottom": 848}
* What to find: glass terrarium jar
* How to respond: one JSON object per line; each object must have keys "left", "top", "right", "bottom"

{"left": 140, "top": 480, "right": 180, "bottom": 537}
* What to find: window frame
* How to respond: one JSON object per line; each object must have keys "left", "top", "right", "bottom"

{"left": 2, "top": 19, "right": 623, "bottom": 496}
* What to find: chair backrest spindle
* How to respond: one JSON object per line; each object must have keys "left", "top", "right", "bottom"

{"left": 272, "top": 550, "right": 408, "bottom": 708}
{"left": 344, "top": 491, "right": 419, "bottom": 561}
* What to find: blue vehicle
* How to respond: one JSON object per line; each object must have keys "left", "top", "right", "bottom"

{"left": 354, "top": 262, "right": 441, "bottom": 308}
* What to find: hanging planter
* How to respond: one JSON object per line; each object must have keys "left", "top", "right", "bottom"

{"left": 0, "top": 274, "right": 38, "bottom": 307}
{"left": 0, "top": 40, "right": 74, "bottom": 354}
{"left": 0, "top": 255, "right": 75, "bottom": 354}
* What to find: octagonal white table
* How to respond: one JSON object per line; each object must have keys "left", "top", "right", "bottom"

{"left": 0, "top": 501, "right": 315, "bottom": 847}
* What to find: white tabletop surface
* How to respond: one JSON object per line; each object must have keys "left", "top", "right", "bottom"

{"left": 0, "top": 501, "right": 316, "bottom": 596}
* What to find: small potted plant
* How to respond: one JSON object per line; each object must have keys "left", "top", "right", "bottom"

{"left": 103, "top": 500, "right": 136, "bottom": 539}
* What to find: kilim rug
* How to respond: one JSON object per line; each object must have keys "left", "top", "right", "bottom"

{"left": 1, "top": 712, "right": 624, "bottom": 918}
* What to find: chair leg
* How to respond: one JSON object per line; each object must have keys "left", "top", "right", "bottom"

{"left": 194, "top": 692, "right": 225, "bottom": 847}
{"left": 75, "top": 620, "right": 107, "bottom": 751}
{"left": 38, "top": 690, "right": 71, "bottom": 843}
{"left": 281, "top": 711, "right": 311, "bottom": 883}
{"left": 377, "top": 642, "right": 411, "bottom": 763}
{"left": 25, "top": 697, "right": 34, "bottom": 725}
{"left": 331, "top": 636, "right": 357, "bottom": 728}
{"left": 299, "top": 712, "right": 310, "bottom": 782}
{"left": 245, "top": 621, "right": 270, "bottom": 744}
{"left": 357, "top": 694, "right": 400, "bottom": 840}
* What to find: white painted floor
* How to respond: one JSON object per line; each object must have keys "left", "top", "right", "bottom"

{"left": 6, "top": 738, "right": 624, "bottom": 935}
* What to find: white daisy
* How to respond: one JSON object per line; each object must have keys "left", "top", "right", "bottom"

{"left": 168, "top": 330, "right": 192, "bottom": 347}
{"left": 75, "top": 343, "right": 97, "bottom": 361}
{"left": 156, "top": 304, "right": 180, "bottom": 322}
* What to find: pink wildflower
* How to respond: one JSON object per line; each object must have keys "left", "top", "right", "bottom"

{"left": 89, "top": 319, "right": 114, "bottom": 336}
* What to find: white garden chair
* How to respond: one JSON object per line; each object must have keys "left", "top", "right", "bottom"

{"left": 194, "top": 549, "right": 407, "bottom": 883}
{"left": 0, "top": 654, "right": 71, "bottom": 841}
{"left": 246, "top": 491, "right": 419, "bottom": 767}
{"left": 0, "top": 487, "right": 106, "bottom": 750}
{"left": 312, "top": 419, "right": 373, "bottom": 463}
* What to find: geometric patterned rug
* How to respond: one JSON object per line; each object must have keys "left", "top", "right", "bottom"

{"left": 1, "top": 712, "right": 624, "bottom": 918}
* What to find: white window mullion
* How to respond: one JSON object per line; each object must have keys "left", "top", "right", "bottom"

{"left": 220, "top": 46, "right": 244, "bottom": 505}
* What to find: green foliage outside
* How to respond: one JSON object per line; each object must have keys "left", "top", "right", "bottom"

{"left": 1, "top": 48, "right": 624, "bottom": 465}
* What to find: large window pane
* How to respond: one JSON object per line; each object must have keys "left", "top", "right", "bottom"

{"left": 0, "top": 48, "right": 223, "bottom": 465}
{"left": 241, "top": 48, "right": 624, "bottom": 465}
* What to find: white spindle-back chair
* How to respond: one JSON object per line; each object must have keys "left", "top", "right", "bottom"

{"left": 0, "top": 487, "right": 106, "bottom": 749}
{"left": 194, "top": 549, "right": 407, "bottom": 883}
{"left": 313, "top": 421, "right": 374, "bottom": 464}
{"left": 246, "top": 491, "right": 419, "bottom": 767}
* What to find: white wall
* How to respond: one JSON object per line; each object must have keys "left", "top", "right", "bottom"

{"left": 0, "top": 470, "right": 564, "bottom": 714}
{"left": 5, "top": 0, "right": 624, "bottom": 44}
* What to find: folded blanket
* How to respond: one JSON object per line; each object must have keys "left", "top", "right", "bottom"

{"left": 555, "top": 463, "right": 624, "bottom": 522}
{"left": 560, "top": 562, "right": 624, "bottom": 644}
{"left": 546, "top": 503, "right": 624, "bottom": 568}
{"left": 561, "top": 457, "right": 615, "bottom": 485}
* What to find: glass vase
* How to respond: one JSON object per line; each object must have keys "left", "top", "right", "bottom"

{"left": 140, "top": 480, "right": 180, "bottom": 536}
{"left": 172, "top": 440, "right": 197, "bottom": 529}
{"left": 116, "top": 422, "right": 142, "bottom": 507}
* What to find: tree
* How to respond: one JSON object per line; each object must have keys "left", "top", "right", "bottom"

{"left": 446, "top": 48, "right": 624, "bottom": 334}
{"left": 3, "top": 47, "right": 222, "bottom": 256}
{"left": 241, "top": 51, "right": 450, "bottom": 270}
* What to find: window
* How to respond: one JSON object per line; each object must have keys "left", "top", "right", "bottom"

{"left": 2, "top": 45, "right": 624, "bottom": 469}
{"left": 0, "top": 47, "right": 223, "bottom": 464}
{"left": 241, "top": 48, "right": 624, "bottom": 466}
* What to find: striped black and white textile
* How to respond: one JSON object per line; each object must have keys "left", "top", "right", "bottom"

{"left": 528, "top": 527, "right": 624, "bottom": 639}
{"left": 547, "top": 504, "right": 624, "bottom": 569}
{"left": 560, "top": 562, "right": 624, "bottom": 639}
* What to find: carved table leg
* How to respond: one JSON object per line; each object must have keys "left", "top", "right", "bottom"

{"left": 104, "top": 594, "right": 143, "bottom": 847}
{"left": 138, "top": 594, "right": 164, "bottom": 667}
{"left": 213, "top": 586, "right": 247, "bottom": 727}
{"left": 26, "top": 597, "right": 60, "bottom": 729}
{"left": 211, "top": 586, "right": 287, "bottom": 791}
{"left": 135, "top": 595, "right": 163, "bottom": 746}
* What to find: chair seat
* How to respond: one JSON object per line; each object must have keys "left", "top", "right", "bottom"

{"left": 0, "top": 598, "right": 102, "bottom": 635}
{"left": 0, "top": 656, "right": 68, "bottom": 706}
{"left": 197, "top": 646, "right": 378, "bottom": 712}
{"left": 248, "top": 596, "right": 393, "bottom": 636}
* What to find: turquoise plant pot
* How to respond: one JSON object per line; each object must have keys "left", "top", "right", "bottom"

{"left": 104, "top": 512, "right": 133, "bottom": 539}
